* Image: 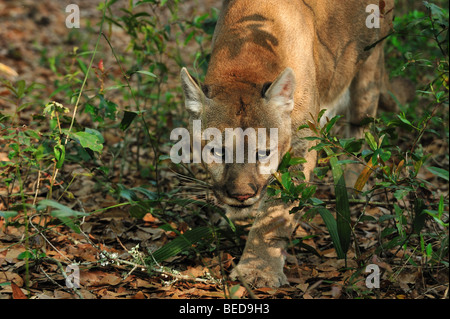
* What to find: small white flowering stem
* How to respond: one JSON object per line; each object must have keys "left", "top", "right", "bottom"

{"left": 81, "top": 230, "right": 218, "bottom": 285}
{"left": 103, "top": 256, "right": 214, "bottom": 284}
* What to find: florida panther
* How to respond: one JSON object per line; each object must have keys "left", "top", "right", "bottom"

{"left": 180, "top": 0, "right": 395, "bottom": 287}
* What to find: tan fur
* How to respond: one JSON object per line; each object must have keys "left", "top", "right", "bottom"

{"left": 181, "top": 0, "right": 394, "bottom": 287}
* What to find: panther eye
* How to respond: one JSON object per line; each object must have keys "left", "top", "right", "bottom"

{"left": 256, "top": 149, "right": 270, "bottom": 161}
{"left": 211, "top": 147, "right": 225, "bottom": 159}
{"left": 261, "top": 82, "right": 272, "bottom": 98}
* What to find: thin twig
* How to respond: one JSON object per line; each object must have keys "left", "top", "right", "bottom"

{"left": 229, "top": 260, "right": 258, "bottom": 299}
{"left": 32, "top": 170, "right": 42, "bottom": 206}
{"left": 322, "top": 198, "right": 394, "bottom": 208}
{"left": 28, "top": 214, "right": 71, "bottom": 263}
{"left": 43, "top": 257, "right": 84, "bottom": 299}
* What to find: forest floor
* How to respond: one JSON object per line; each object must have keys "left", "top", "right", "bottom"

{"left": 0, "top": 0, "right": 448, "bottom": 300}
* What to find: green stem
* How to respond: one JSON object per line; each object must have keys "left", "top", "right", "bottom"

{"left": 51, "top": 0, "right": 108, "bottom": 187}
{"left": 16, "top": 164, "right": 30, "bottom": 298}
{"left": 100, "top": 32, "right": 161, "bottom": 196}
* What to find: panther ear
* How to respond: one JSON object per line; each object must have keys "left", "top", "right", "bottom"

{"left": 264, "top": 67, "right": 296, "bottom": 114}
{"left": 180, "top": 68, "right": 205, "bottom": 118}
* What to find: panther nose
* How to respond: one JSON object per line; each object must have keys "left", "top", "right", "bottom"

{"left": 229, "top": 193, "right": 255, "bottom": 202}
{"left": 226, "top": 183, "right": 258, "bottom": 202}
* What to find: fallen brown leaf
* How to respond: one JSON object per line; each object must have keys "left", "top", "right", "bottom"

{"left": 11, "top": 282, "right": 27, "bottom": 299}
{"left": 0, "top": 271, "right": 24, "bottom": 287}
{"left": 131, "top": 291, "right": 146, "bottom": 299}
{"left": 80, "top": 270, "right": 122, "bottom": 287}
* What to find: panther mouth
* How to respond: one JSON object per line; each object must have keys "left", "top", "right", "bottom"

{"left": 222, "top": 197, "right": 259, "bottom": 208}
{"left": 228, "top": 203, "right": 253, "bottom": 208}
{"left": 214, "top": 184, "right": 268, "bottom": 209}
{"left": 217, "top": 192, "right": 265, "bottom": 211}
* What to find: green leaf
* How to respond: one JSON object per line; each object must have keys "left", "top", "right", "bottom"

{"left": 365, "top": 132, "right": 378, "bottom": 151}
{"left": 16, "top": 80, "right": 26, "bottom": 99}
{"left": 297, "top": 124, "right": 310, "bottom": 131}
{"left": 158, "top": 155, "right": 171, "bottom": 161}
{"left": 394, "top": 204, "right": 406, "bottom": 236}
{"left": 229, "top": 284, "right": 243, "bottom": 298}
{"left": 120, "top": 111, "right": 138, "bottom": 131}
{"left": 0, "top": 211, "right": 18, "bottom": 219}
{"left": 426, "top": 166, "right": 449, "bottom": 181}
{"left": 278, "top": 151, "right": 291, "bottom": 171}
{"left": 381, "top": 227, "right": 397, "bottom": 238}
{"left": 324, "top": 115, "right": 343, "bottom": 133}
{"left": 297, "top": 241, "right": 321, "bottom": 257}
{"left": 53, "top": 144, "right": 65, "bottom": 169}
{"left": 136, "top": 70, "right": 157, "bottom": 78}
{"left": 289, "top": 156, "right": 307, "bottom": 166}
{"left": 148, "top": 226, "right": 215, "bottom": 264}
{"left": 438, "top": 195, "right": 444, "bottom": 219}
{"left": 38, "top": 200, "right": 86, "bottom": 216}
{"left": 302, "top": 136, "right": 324, "bottom": 141}
{"left": 17, "top": 251, "right": 34, "bottom": 260}
{"left": 85, "top": 128, "right": 104, "bottom": 143}
{"left": 98, "top": 94, "right": 117, "bottom": 120}
{"left": 118, "top": 184, "right": 139, "bottom": 201}
{"left": 281, "top": 172, "right": 292, "bottom": 191}
{"left": 424, "top": 210, "right": 449, "bottom": 227}
{"left": 84, "top": 102, "right": 102, "bottom": 123}
{"left": 77, "top": 58, "right": 88, "bottom": 75}
{"left": 324, "top": 147, "right": 351, "bottom": 258}
{"left": 379, "top": 214, "right": 395, "bottom": 223}
{"left": 395, "top": 113, "right": 418, "bottom": 130}
{"left": 340, "top": 138, "right": 363, "bottom": 154}
{"left": 317, "top": 109, "right": 327, "bottom": 122}
{"left": 129, "top": 204, "right": 148, "bottom": 219}
{"left": 413, "top": 198, "right": 426, "bottom": 234}
{"left": 315, "top": 208, "right": 346, "bottom": 259}
{"left": 132, "top": 187, "right": 158, "bottom": 200}
{"left": 38, "top": 199, "right": 89, "bottom": 233}
{"left": 313, "top": 166, "right": 330, "bottom": 180}
{"left": 394, "top": 187, "right": 411, "bottom": 200}
{"left": 360, "top": 215, "right": 377, "bottom": 222}
{"left": 302, "top": 185, "right": 317, "bottom": 202}
{"left": 426, "top": 243, "right": 433, "bottom": 258}
{"left": 423, "top": 1, "right": 447, "bottom": 21}
{"left": 72, "top": 131, "right": 103, "bottom": 152}
{"left": 379, "top": 150, "right": 391, "bottom": 162}
{"left": 336, "top": 159, "right": 360, "bottom": 166}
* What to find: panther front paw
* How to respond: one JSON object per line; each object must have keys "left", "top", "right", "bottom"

{"left": 230, "top": 263, "right": 288, "bottom": 288}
